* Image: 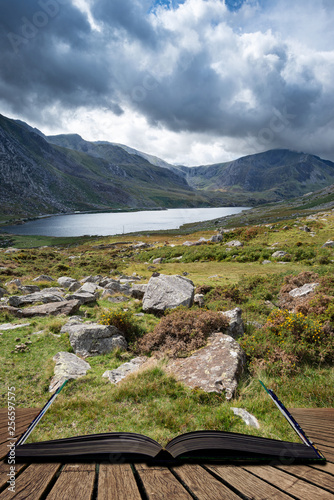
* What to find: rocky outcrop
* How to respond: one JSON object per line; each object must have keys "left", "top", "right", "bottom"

{"left": 166, "top": 333, "right": 246, "bottom": 400}
{"left": 130, "top": 284, "right": 148, "bottom": 299}
{"left": 49, "top": 352, "right": 91, "bottom": 392}
{"left": 102, "top": 356, "right": 147, "bottom": 384}
{"left": 289, "top": 283, "right": 319, "bottom": 298}
{"left": 62, "top": 320, "right": 127, "bottom": 357}
{"left": 272, "top": 251, "right": 288, "bottom": 258}
{"left": 8, "top": 289, "right": 65, "bottom": 307}
{"left": 142, "top": 274, "right": 194, "bottom": 313}
{"left": 57, "top": 277, "right": 79, "bottom": 288}
{"left": 15, "top": 299, "right": 81, "bottom": 317}
{"left": 226, "top": 240, "right": 243, "bottom": 248}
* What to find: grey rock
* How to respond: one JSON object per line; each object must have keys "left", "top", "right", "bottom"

{"left": 78, "top": 282, "right": 103, "bottom": 294}
{"left": 6, "top": 279, "right": 22, "bottom": 287}
{"left": 130, "top": 284, "right": 148, "bottom": 299}
{"left": 225, "top": 240, "right": 243, "bottom": 248}
{"left": 103, "top": 282, "right": 121, "bottom": 294}
{"left": 103, "top": 357, "right": 147, "bottom": 384}
{"left": 166, "top": 333, "right": 246, "bottom": 400}
{"left": 152, "top": 258, "right": 163, "bottom": 265}
{"left": 221, "top": 308, "right": 244, "bottom": 338}
{"left": 272, "top": 251, "right": 288, "bottom": 258}
{"left": 65, "top": 322, "right": 127, "bottom": 357}
{"left": 211, "top": 234, "right": 223, "bottom": 242}
{"left": 142, "top": 274, "right": 195, "bottom": 313}
{"left": 33, "top": 275, "right": 55, "bottom": 282}
{"left": 68, "top": 281, "right": 81, "bottom": 292}
{"left": 65, "top": 291, "right": 98, "bottom": 305}
{"left": 194, "top": 293, "right": 205, "bottom": 307}
{"left": 15, "top": 299, "right": 81, "bottom": 317}
{"left": 108, "top": 296, "right": 130, "bottom": 303}
{"left": 0, "top": 322, "right": 31, "bottom": 331}
{"left": 4, "top": 248, "right": 20, "bottom": 254}
{"left": 231, "top": 408, "right": 260, "bottom": 429}
{"left": 182, "top": 241, "right": 196, "bottom": 247}
{"left": 80, "top": 275, "right": 103, "bottom": 284}
{"left": 8, "top": 290, "right": 65, "bottom": 307}
{"left": 49, "top": 352, "right": 91, "bottom": 392}
{"left": 0, "top": 287, "right": 7, "bottom": 298}
{"left": 301, "top": 225, "right": 311, "bottom": 232}
{"left": 262, "top": 260, "right": 271, "bottom": 265}
{"left": 289, "top": 283, "right": 319, "bottom": 298}
{"left": 18, "top": 285, "right": 41, "bottom": 294}
{"left": 57, "top": 277, "right": 79, "bottom": 288}
{"left": 322, "top": 240, "right": 334, "bottom": 248}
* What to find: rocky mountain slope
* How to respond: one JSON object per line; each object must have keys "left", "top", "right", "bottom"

{"left": 0, "top": 114, "right": 209, "bottom": 218}
{"left": 2, "top": 113, "right": 334, "bottom": 219}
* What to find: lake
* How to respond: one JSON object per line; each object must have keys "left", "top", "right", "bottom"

{"left": 2, "top": 207, "right": 249, "bottom": 237}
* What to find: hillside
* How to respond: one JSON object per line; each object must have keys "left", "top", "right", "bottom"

{"left": 0, "top": 114, "right": 211, "bottom": 218}
{"left": 181, "top": 149, "right": 334, "bottom": 202}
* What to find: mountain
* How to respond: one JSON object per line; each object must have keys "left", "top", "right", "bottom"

{"left": 181, "top": 149, "right": 334, "bottom": 202}
{"left": 0, "top": 114, "right": 210, "bottom": 218}
{"left": 2, "top": 113, "right": 334, "bottom": 220}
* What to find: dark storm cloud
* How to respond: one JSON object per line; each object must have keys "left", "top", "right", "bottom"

{"left": 0, "top": 0, "right": 334, "bottom": 161}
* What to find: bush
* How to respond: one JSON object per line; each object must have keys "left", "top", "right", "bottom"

{"left": 100, "top": 310, "right": 144, "bottom": 344}
{"left": 240, "top": 309, "right": 334, "bottom": 376}
{"left": 138, "top": 308, "right": 229, "bottom": 357}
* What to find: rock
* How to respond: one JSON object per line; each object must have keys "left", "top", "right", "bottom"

{"left": 15, "top": 300, "right": 81, "bottom": 317}
{"left": 130, "top": 284, "right": 148, "bottom": 299}
{"left": 18, "top": 285, "right": 41, "bottom": 294}
{"left": 65, "top": 291, "right": 98, "bottom": 305}
{"left": 142, "top": 274, "right": 195, "bottom": 313}
{"left": 103, "top": 282, "right": 121, "bottom": 294}
{"left": 231, "top": 408, "right": 260, "bottom": 429}
{"left": 262, "top": 260, "right": 271, "bottom": 265}
{"left": 102, "top": 357, "right": 147, "bottom": 384}
{"left": 221, "top": 308, "right": 244, "bottom": 338}
{"left": 166, "top": 333, "right": 246, "bottom": 400}
{"left": 33, "top": 275, "right": 55, "bottom": 282}
{"left": 322, "top": 240, "right": 334, "bottom": 248}
{"left": 107, "top": 296, "right": 130, "bottom": 303}
{"left": 194, "top": 293, "right": 205, "bottom": 307}
{"left": 68, "top": 281, "right": 81, "bottom": 292}
{"left": 80, "top": 275, "right": 103, "bottom": 284}
{"left": 182, "top": 241, "right": 196, "bottom": 246}
{"left": 211, "top": 234, "right": 223, "bottom": 242}
{"left": 272, "top": 251, "right": 288, "bottom": 258}
{"left": 6, "top": 279, "right": 22, "bottom": 287}
{"left": 64, "top": 322, "right": 127, "bottom": 357}
{"left": 0, "top": 287, "right": 7, "bottom": 298}
{"left": 300, "top": 226, "right": 311, "bottom": 232}
{"left": 0, "top": 322, "right": 31, "bottom": 331}
{"left": 49, "top": 352, "right": 91, "bottom": 392}
{"left": 225, "top": 240, "right": 243, "bottom": 248}
{"left": 8, "top": 290, "right": 65, "bottom": 307}
{"left": 57, "top": 277, "right": 79, "bottom": 288}
{"left": 153, "top": 258, "right": 163, "bottom": 264}
{"left": 5, "top": 248, "right": 20, "bottom": 254}
{"left": 60, "top": 317, "right": 83, "bottom": 331}
{"left": 78, "top": 282, "right": 103, "bottom": 294}
{"left": 289, "top": 283, "right": 319, "bottom": 298}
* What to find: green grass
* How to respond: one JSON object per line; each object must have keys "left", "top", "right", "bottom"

{"left": 0, "top": 208, "right": 334, "bottom": 448}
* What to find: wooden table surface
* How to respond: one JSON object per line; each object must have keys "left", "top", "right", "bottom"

{"left": 0, "top": 408, "right": 333, "bottom": 499}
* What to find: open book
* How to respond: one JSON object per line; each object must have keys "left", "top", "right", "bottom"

{"left": 14, "top": 381, "right": 326, "bottom": 464}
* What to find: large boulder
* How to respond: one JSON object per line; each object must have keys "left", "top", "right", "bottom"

{"left": 49, "top": 352, "right": 91, "bottom": 393}
{"left": 130, "top": 284, "right": 148, "bottom": 299}
{"left": 166, "top": 333, "right": 246, "bottom": 400}
{"left": 142, "top": 274, "right": 194, "bottom": 313}
{"left": 62, "top": 321, "right": 127, "bottom": 357}
{"left": 102, "top": 356, "right": 147, "bottom": 384}
{"left": 14, "top": 299, "right": 81, "bottom": 317}
{"left": 8, "top": 290, "right": 65, "bottom": 307}
{"left": 57, "top": 277, "right": 79, "bottom": 288}
{"left": 289, "top": 283, "right": 319, "bottom": 298}
{"left": 65, "top": 291, "right": 98, "bottom": 305}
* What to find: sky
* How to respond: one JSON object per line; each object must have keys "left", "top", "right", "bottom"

{"left": 0, "top": 0, "right": 334, "bottom": 166}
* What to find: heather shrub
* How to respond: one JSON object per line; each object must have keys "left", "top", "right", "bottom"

{"left": 138, "top": 308, "right": 229, "bottom": 357}
{"left": 241, "top": 309, "right": 334, "bottom": 377}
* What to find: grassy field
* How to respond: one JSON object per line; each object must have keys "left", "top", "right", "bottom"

{"left": 1, "top": 208, "right": 333, "bottom": 446}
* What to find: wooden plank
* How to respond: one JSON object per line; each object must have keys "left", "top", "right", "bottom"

{"left": 277, "top": 465, "right": 334, "bottom": 492}
{"left": 172, "top": 464, "right": 240, "bottom": 500}
{"left": 0, "top": 463, "right": 61, "bottom": 500}
{"left": 135, "top": 464, "right": 192, "bottom": 500}
{"left": 97, "top": 464, "right": 142, "bottom": 500}
{"left": 311, "top": 461, "right": 334, "bottom": 475}
{"left": 244, "top": 465, "right": 334, "bottom": 500}
{"left": 206, "top": 464, "right": 294, "bottom": 499}
{"left": 0, "top": 461, "right": 26, "bottom": 490}
{"left": 46, "top": 464, "right": 95, "bottom": 500}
